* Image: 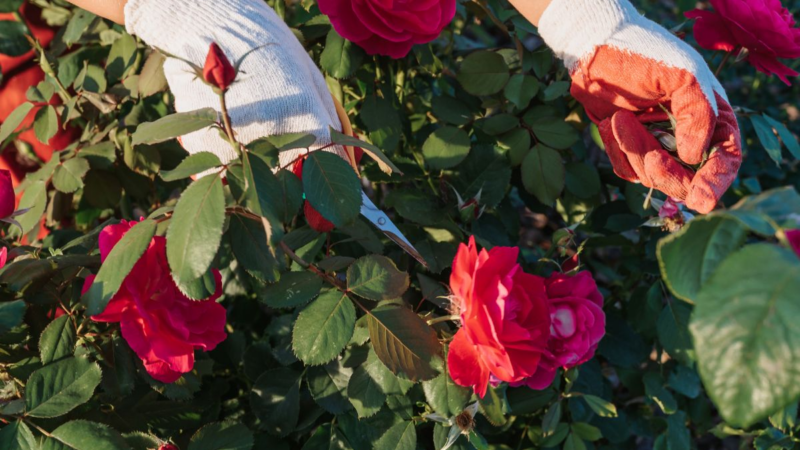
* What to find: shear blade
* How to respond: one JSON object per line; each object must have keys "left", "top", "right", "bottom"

{"left": 360, "top": 191, "right": 427, "bottom": 268}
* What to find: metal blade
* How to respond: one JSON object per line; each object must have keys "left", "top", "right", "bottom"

{"left": 360, "top": 191, "right": 427, "bottom": 267}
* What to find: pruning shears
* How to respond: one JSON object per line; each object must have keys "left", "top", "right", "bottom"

{"left": 333, "top": 96, "right": 427, "bottom": 268}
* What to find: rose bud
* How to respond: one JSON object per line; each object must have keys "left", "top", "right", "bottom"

{"left": 453, "top": 188, "right": 485, "bottom": 224}
{"left": 203, "top": 43, "right": 236, "bottom": 92}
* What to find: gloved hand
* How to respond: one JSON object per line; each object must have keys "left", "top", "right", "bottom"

{"left": 538, "top": 0, "right": 742, "bottom": 214}
{"left": 123, "top": 0, "right": 347, "bottom": 167}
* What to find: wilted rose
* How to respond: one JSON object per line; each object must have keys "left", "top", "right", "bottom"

{"left": 516, "top": 272, "right": 605, "bottom": 390}
{"left": 83, "top": 220, "right": 227, "bottom": 383}
{"left": 686, "top": 0, "right": 800, "bottom": 84}
{"left": 318, "top": 0, "right": 456, "bottom": 59}
{"left": 203, "top": 43, "right": 236, "bottom": 92}
{"left": 447, "top": 237, "right": 551, "bottom": 398}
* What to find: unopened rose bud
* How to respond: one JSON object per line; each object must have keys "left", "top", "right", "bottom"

{"left": 453, "top": 188, "right": 485, "bottom": 224}
{"left": 158, "top": 444, "right": 179, "bottom": 450}
{"left": 203, "top": 43, "right": 236, "bottom": 92}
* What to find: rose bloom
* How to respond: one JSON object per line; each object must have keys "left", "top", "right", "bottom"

{"left": 516, "top": 272, "right": 606, "bottom": 390}
{"left": 318, "top": 0, "right": 456, "bottom": 59}
{"left": 83, "top": 220, "right": 227, "bottom": 383}
{"left": 203, "top": 43, "right": 236, "bottom": 91}
{"left": 0, "top": 169, "right": 15, "bottom": 219}
{"left": 447, "top": 237, "right": 550, "bottom": 398}
{"left": 686, "top": 0, "right": 800, "bottom": 84}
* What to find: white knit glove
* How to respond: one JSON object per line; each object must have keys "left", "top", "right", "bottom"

{"left": 123, "top": 0, "right": 345, "bottom": 167}
{"left": 536, "top": 0, "right": 742, "bottom": 214}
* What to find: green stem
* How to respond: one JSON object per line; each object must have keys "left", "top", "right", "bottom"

{"left": 427, "top": 315, "right": 460, "bottom": 326}
{"left": 715, "top": 52, "right": 732, "bottom": 77}
{"left": 218, "top": 92, "right": 239, "bottom": 155}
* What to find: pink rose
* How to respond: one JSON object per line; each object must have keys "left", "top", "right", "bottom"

{"left": 0, "top": 169, "right": 15, "bottom": 219}
{"left": 787, "top": 229, "right": 800, "bottom": 257}
{"left": 0, "top": 247, "right": 7, "bottom": 270}
{"left": 83, "top": 220, "right": 227, "bottom": 383}
{"left": 447, "top": 237, "right": 551, "bottom": 398}
{"left": 686, "top": 0, "right": 800, "bottom": 85}
{"left": 318, "top": 0, "right": 456, "bottom": 59}
{"left": 517, "top": 272, "right": 605, "bottom": 390}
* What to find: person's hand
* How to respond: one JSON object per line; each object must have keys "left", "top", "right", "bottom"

{"left": 537, "top": 0, "right": 741, "bottom": 214}
{"left": 122, "top": 0, "right": 347, "bottom": 167}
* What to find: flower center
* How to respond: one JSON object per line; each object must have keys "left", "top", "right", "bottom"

{"left": 551, "top": 307, "right": 576, "bottom": 338}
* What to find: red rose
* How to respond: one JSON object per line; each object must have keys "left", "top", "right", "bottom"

{"left": 0, "top": 170, "right": 15, "bottom": 219}
{"left": 83, "top": 220, "right": 227, "bottom": 383}
{"left": 203, "top": 43, "right": 236, "bottom": 91}
{"left": 516, "top": 272, "right": 605, "bottom": 390}
{"left": 318, "top": 0, "right": 456, "bottom": 59}
{"left": 447, "top": 237, "right": 551, "bottom": 398}
{"left": 686, "top": 0, "right": 800, "bottom": 84}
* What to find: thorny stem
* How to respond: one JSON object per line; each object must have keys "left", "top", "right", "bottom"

{"left": 278, "top": 241, "right": 344, "bottom": 290}
{"left": 218, "top": 92, "right": 239, "bottom": 154}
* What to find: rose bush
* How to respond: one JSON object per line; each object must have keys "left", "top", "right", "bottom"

{"left": 0, "top": 0, "right": 799, "bottom": 449}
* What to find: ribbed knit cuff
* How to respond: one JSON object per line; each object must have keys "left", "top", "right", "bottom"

{"left": 538, "top": 0, "right": 642, "bottom": 71}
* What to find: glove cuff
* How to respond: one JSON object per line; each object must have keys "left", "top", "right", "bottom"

{"left": 538, "top": 0, "right": 642, "bottom": 71}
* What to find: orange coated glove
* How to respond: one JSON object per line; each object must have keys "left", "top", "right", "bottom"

{"left": 538, "top": 0, "right": 742, "bottom": 214}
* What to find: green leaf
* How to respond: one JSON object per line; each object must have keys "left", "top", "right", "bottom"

{"left": 498, "top": 128, "right": 532, "bottom": 167}
{"left": 275, "top": 169, "right": 304, "bottom": 223}
{"left": 27, "top": 81, "right": 56, "bottom": 103}
{"left": 80, "top": 141, "right": 117, "bottom": 169}
{"left": 643, "top": 372, "right": 677, "bottom": 415}
{"left": 51, "top": 420, "right": 131, "bottom": 450}
{"left": 0, "top": 0, "right": 24, "bottom": 13}
{"left": 260, "top": 271, "right": 322, "bottom": 309}
{"left": 131, "top": 108, "right": 218, "bottom": 146}
{"left": 527, "top": 117, "right": 579, "bottom": 149}
{"left": 292, "top": 290, "right": 356, "bottom": 365}
{"left": 0, "top": 421, "right": 37, "bottom": 450}
{"left": 690, "top": 244, "right": 800, "bottom": 427}
{"left": 74, "top": 64, "right": 107, "bottom": 93}
{"left": 373, "top": 421, "right": 416, "bottom": 450}
{"left": 0, "top": 300, "right": 26, "bottom": 335}
{"left": 367, "top": 304, "right": 442, "bottom": 381}
{"left": 457, "top": 51, "right": 510, "bottom": 96}
{"left": 565, "top": 162, "right": 601, "bottom": 199}
{"left": 229, "top": 214, "right": 280, "bottom": 283}
{"left": 0, "top": 21, "right": 31, "bottom": 57}
{"left": 521, "top": 144, "right": 564, "bottom": 205}
{"left": 33, "top": 105, "right": 58, "bottom": 145}
{"left": 454, "top": 144, "right": 512, "bottom": 207}
{"left": 542, "top": 401, "right": 562, "bottom": 437}
{"left": 303, "top": 151, "right": 361, "bottom": 227}
{"left": 52, "top": 157, "right": 90, "bottom": 193}
{"left": 665, "top": 412, "right": 690, "bottom": 450}
{"left": 188, "top": 422, "right": 254, "bottom": 450}
{"left": 250, "top": 368, "right": 302, "bottom": 436}
{"left": 106, "top": 33, "right": 138, "bottom": 83}
{"left": 504, "top": 74, "right": 539, "bottom": 110}
{"left": 39, "top": 315, "right": 76, "bottom": 365}
{"left": 240, "top": 152, "right": 285, "bottom": 221}
{"left": 431, "top": 96, "right": 473, "bottom": 126}
{"left": 123, "top": 143, "right": 161, "bottom": 178}
{"left": 0, "top": 102, "right": 33, "bottom": 144}
{"left": 563, "top": 433, "right": 587, "bottom": 450}
{"left": 26, "top": 357, "right": 102, "bottom": 418}
{"left": 122, "top": 432, "right": 161, "bottom": 450}
{"left": 347, "top": 255, "right": 409, "bottom": 301}
{"left": 657, "top": 216, "right": 747, "bottom": 303}
{"left": 138, "top": 51, "right": 168, "bottom": 97}
{"left": 422, "top": 127, "right": 471, "bottom": 170}
{"left": 361, "top": 95, "right": 402, "bottom": 153}
{"left": 160, "top": 152, "right": 222, "bottom": 181}
{"left": 330, "top": 129, "right": 401, "bottom": 175}
{"left": 14, "top": 179, "right": 47, "bottom": 234}
{"left": 307, "top": 359, "right": 354, "bottom": 414}
{"left": 656, "top": 301, "right": 695, "bottom": 365}
{"left": 166, "top": 175, "right": 225, "bottom": 289}
{"left": 363, "top": 348, "right": 415, "bottom": 395}
{"left": 571, "top": 423, "right": 602, "bottom": 442}
{"left": 580, "top": 394, "right": 618, "bottom": 418}
{"left": 751, "top": 115, "right": 782, "bottom": 166}
{"left": 346, "top": 364, "right": 386, "bottom": 418}
{"left": 320, "top": 29, "right": 364, "bottom": 79}
{"left": 422, "top": 346, "right": 472, "bottom": 417}
{"left": 63, "top": 9, "right": 96, "bottom": 45}
{"left": 763, "top": 114, "right": 800, "bottom": 160}
{"left": 83, "top": 219, "right": 156, "bottom": 315}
